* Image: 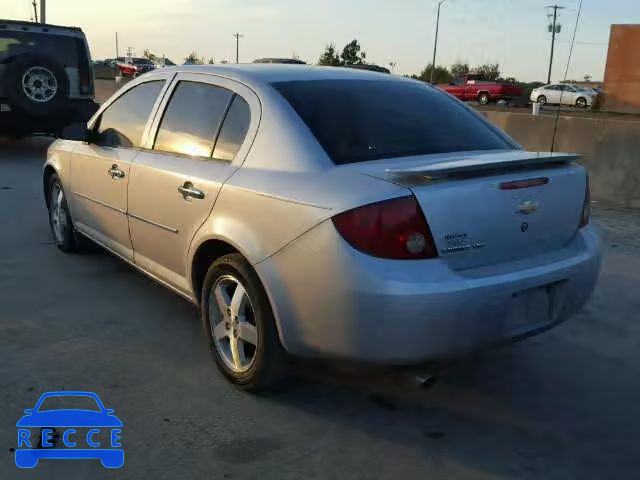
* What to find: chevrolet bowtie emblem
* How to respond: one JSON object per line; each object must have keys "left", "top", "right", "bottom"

{"left": 516, "top": 200, "right": 539, "bottom": 214}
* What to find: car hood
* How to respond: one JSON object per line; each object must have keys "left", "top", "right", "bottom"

{"left": 16, "top": 410, "right": 123, "bottom": 427}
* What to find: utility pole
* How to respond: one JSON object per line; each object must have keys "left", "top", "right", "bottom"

{"left": 232, "top": 33, "right": 244, "bottom": 63}
{"left": 430, "top": 0, "right": 447, "bottom": 84}
{"left": 115, "top": 32, "right": 119, "bottom": 59}
{"left": 32, "top": 0, "right": 38, "bottom": 23}
{"left": 546, "top": 5, "right": 565, "bottom": 84}
{"left": 40, "top": 0, "right": 46, "bottom": 23}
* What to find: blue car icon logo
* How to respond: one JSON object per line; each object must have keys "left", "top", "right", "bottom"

{"left": 16, "top": 391, "right": 123, "bottom": 468}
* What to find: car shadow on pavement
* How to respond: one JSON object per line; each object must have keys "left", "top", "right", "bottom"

{"left": 258, "top": 334, "right": 640, "bottom": 478}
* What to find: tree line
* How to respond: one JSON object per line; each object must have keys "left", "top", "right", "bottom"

{"left": 144, "top": 40, "right": 541, "bottom": 88}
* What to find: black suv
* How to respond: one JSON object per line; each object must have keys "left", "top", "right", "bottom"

{"left": 0, "top": 19, "right": 99, "bottom": 137}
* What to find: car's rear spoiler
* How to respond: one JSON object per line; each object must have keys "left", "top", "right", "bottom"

{"left": 385, "top": 152, "right": 580, "bottom": 181}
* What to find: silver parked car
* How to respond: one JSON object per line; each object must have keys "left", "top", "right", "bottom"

{"left": 530, "top": 83, "right": 598, "bottom": 108}
{"left": 44, "top": 65, "right": 601, "bottom": 390}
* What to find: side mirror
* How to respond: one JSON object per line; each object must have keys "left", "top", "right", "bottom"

{"left": 59, "top": 123, "right": 91, "bottom": 142}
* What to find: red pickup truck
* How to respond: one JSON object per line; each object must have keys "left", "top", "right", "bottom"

{"left": 438, "top": 74, "right": 523, "bottom": 105}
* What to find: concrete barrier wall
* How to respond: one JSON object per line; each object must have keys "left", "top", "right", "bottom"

{"left": 482, "top": 111, "right": 640, "bottom": 208}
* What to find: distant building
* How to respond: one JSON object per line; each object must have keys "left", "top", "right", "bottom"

{"left": 602, "top": 24, "right": 640, "bottom": 113}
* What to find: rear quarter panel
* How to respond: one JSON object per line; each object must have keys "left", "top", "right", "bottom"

{"left": 189, "top": 166, "right": 408, "bottom": 267}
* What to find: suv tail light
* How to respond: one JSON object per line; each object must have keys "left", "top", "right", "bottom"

{"left": 79, "top": 71, "right": 91, "bottom": 94}
{"left": 579, "top": 173, "right": 590, "bottom": 228}
{"left": 331, "top": 196, "right": 437, "bottom": 259}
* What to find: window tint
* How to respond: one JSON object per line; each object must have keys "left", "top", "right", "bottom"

{"left": 95, "top": 80, "right": 164, "bottom": 148}
{"left": 154, "top": 81, "right": 233, "bottom": 158}
{"left": 0, "top": 31, "right": 84, "bottom": 66}
{"left": 212, "top": 95, "right": 251, "bottom": 161}
{"left": 273, "top": 80, "right": 513, "bottom": 165}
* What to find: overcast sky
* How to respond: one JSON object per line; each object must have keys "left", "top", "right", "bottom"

{"left": 2, "top": 0, "right": 638, "bottom": 81}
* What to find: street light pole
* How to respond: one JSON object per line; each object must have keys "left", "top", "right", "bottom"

{"left": 430, "top": 0, "right": 446, "bottom": 84}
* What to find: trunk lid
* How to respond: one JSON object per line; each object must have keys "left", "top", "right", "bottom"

{"left": 352, "top": 150, "right": 586, "bottom": 270}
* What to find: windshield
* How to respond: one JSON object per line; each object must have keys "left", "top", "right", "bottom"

{"left": 273, "top": 79, "right": 514, "bottom": 165}
{"left": 37, "top": 395, "right": 101, "bottom": 412}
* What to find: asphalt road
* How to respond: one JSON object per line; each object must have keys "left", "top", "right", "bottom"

{"left": 2, "top": 138, "right": 640, "bottom": 479}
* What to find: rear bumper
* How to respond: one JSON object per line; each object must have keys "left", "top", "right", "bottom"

{"left": 256, "top": 221, "right": 602, "bottom": 364}
{"left": 0, "top": 99, "right": 98, "bottom": 135}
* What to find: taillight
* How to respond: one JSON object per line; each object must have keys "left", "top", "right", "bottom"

{"left": 331, "top": 196, "right": 437, "bottom": 259}
{"left": 579, "top": 173, "right": 591, "bottom": 228}
{"left": 79, "top": 70, "right": 92, "bottom": 94}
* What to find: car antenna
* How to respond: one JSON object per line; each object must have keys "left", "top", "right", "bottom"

{"left": 550, "top": 0, "right": 584, "bottom": 153}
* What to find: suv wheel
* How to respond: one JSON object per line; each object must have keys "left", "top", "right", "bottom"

{"left": 3, "top": 54, "right": 69, "bottom": 117}
{"left": 201, "top": 254, "right": 287, "bottom": 391}
{"left": 478, "top": 92, "right": 490, "bottom": 105}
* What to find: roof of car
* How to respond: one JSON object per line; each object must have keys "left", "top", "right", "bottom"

{"left": 149, "top": 63, "right": 405, "bottom": 86}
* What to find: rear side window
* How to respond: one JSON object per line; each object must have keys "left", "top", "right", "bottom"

{"left": 154, "top": 81, "right": 233, "bottom": 158}
{"left": 0, "top": 31, "right": 85, "bottom": 68}
{"left": 95, "top": 80, "right": 165, "bottom": 148}
{"left": 272, "top": 79, "right": 514, "bottom": 165}
{"left": 212, "top": 95, "right": 251, "bottom": 161}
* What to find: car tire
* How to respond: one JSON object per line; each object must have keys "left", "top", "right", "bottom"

{"left": 3, "top": 54, "right": 69, "bottom": 117}
{"left": 201, "top": 253, "right": 287, "bottom": 391}
{"left": 47, "top": 173, "right": 80, "bottom": 253}
{"left": 478, "top": 92, "right": 490, "bottom": 105}
{"left": 576, "top": 97, "right": 587, "bottom": 108}
{"left": 536, "top": 95, "right": 547, "bottom": 105}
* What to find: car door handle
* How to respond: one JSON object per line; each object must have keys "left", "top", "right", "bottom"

{"left": 178, "top": 182, "right": 205, "bottom": 200}
{"left": 108, "top": 164, "right": 125, "bottom": 179}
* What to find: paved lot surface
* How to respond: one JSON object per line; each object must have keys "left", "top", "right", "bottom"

{"left": 1, "top": 138, "right": 639, "bottom": 479}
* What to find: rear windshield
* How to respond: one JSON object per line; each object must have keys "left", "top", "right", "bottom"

{"left": 272, "top": 79, "right": 514, "bottom": 165}
{"left": 0, "top": 31, "right": 87, "bottom": 69}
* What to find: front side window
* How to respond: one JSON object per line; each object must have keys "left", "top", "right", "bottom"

{"left": 95, "top": 80, "right": 165, "bottom": 148}
{"left": 212, "top": 95, "right": 251, "bottom": 161}
{"left": 273, "top": 79, "right": 514, "bottom": 165}
{"left": 153, "top": 81, "right": 234, "bottom": 158}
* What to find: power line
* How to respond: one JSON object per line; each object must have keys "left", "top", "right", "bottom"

{"left": 551, "top": 0, "right": 583, "bottom": 153}
{"left": 553, "top": 39, "right": 608, "bottom": 46}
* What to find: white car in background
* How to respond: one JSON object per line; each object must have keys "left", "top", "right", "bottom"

{"left": 530, "top": 84, "right": 597, "bottom": 108}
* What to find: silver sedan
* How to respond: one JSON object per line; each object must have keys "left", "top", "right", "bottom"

{"left": 44, "top": 65, "right": 601, "bottom": 390}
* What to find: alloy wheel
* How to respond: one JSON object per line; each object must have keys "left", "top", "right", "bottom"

{"left": 208, "top": 275, "right": 259, "bottom": 373}
{"left": 22, "top": 66, "right": 58, "bottom": 103}
{"left": 50, "top": 183, "right": 68, "bottom": 243}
